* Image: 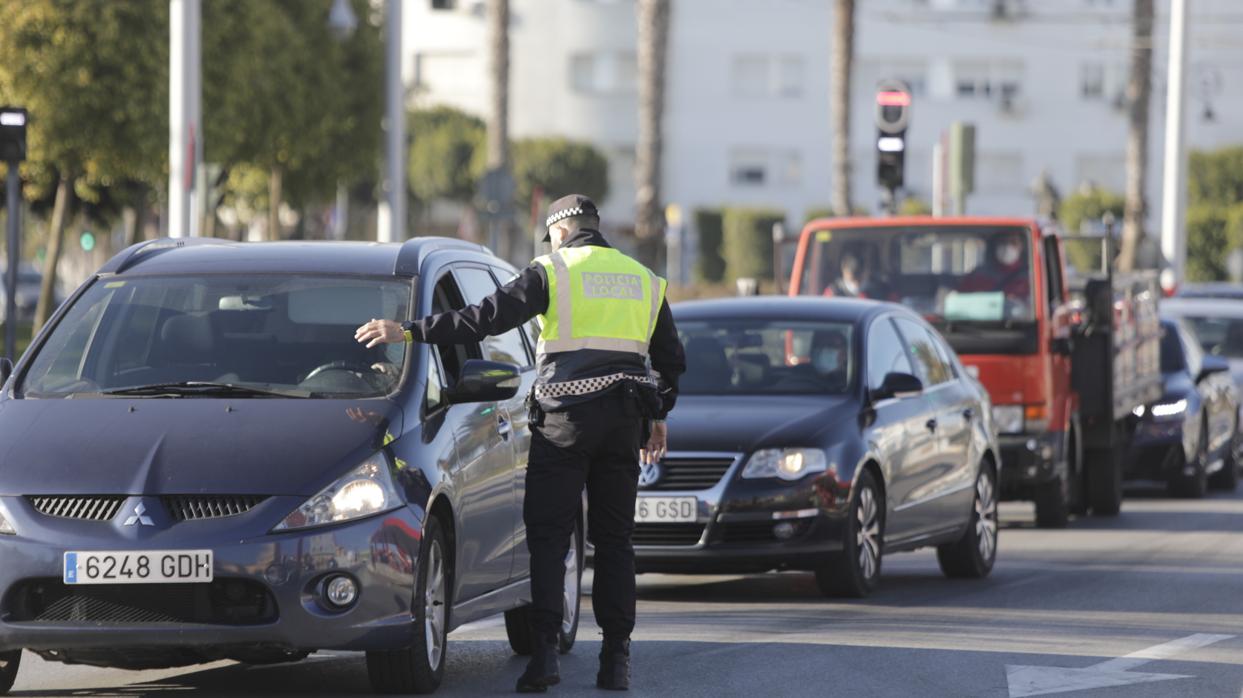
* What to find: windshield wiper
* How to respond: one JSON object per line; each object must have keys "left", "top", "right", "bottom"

{"left": 100, "top": 381, "right": 311, "bottom": 398}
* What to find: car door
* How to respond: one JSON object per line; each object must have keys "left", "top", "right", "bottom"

{"left": 892, "top": 317, "right": 975, "bottom": 537}
{"left": 455, "top": 264, "right": 538, "bottom": 582}
{"left": 1179, "top": 324, "right": 1231, "bottom": 460}
{"left": 423, "top": 267, "right": 515, "bottom": 601}
{"left": 863, "top": 315, "right": 935, "bottom": 542}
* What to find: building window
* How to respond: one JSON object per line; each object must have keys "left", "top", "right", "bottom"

{"left": 731, "top": 54, "right": 805, "bottom": 99}
{"left": 569, "top": 52, "right": 637, "bottom": 95}
{"left": 953, "top": 60, "right": 1023, "bottom": 103}
{"left": 431, "top": 0, "right": 456, "bottom": 9}
{"left": 864, "top": 59, "right": 929, "bottom": 98}
{"left": 728, "top": 149, "right": 802, "bottom": 187}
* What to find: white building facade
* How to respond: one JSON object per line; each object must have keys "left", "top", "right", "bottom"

{"left": 406, "top": 0, "right": 1243, "bottom": 237}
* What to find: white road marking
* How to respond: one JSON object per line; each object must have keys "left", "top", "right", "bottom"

{"left": 1006, "top": 633, "right": 1235, "bottom": 698}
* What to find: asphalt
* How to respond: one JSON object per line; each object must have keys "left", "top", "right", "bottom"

{"left": 8, "top": 484, "right": 1243, "bottom": 697}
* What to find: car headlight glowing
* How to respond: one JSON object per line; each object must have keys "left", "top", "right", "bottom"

{"left": 992, "top": 405, "right": 1024, "bottom": 434}
{"left": 275, "top": 458, "right": 402, "bottom": 531}
{"left": 1150, "top": 399, "right": 1187, "bottom": 419}
{"left": 0, "top": 501, "right": 14, "bottom": 535}
{"left": 742, "top": 448, "right": 828, "bottom": 481}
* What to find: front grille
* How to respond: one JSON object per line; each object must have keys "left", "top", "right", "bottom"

{"left": 641, "top": 456, "right": 736, "bottom": 491}
{"left": 8, "top": 578, "right": 277, "bottom": 625}
{"left": 162, "top": 495, "right": 267, "bottom": 522}
{"left": 27, "top": 496, "right": 126, "bottom": 522}
{"left": 632, "top": 523, "right": 705, "bottom": 547}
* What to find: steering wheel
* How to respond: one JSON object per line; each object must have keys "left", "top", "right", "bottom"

{"left": 302, "top": 360, "right": 377, "bottom": 383}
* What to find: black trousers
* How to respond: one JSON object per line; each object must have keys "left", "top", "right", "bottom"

{"left": 524, "top": 391, "right": 643, "bottom": 641}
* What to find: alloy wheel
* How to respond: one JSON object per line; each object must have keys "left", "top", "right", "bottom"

{"left": 424, "top": 539, "right": 447, "bottom": 670}
{"left": 857, "top": 486, "right": 881, "bottom": 580}
{"left": 975, "top": 472, "right": 998, "bottom": 562}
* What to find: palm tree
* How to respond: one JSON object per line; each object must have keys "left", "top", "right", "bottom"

{"left": 1119, "top": 0, "right": 1153, "bottom": 271}
{"left": 830, "top": 0, "right": 856, "bottom": 217}
{"left": 635, "top": 0, "right": 670, "bottom": 267}
{"left": 485, "top": 0, "right": 511, "bottom": 259}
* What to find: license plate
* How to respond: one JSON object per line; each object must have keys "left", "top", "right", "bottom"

{"left": 635, "top": 496, "right": 697, "bottom": 523}
{"left": 63, "top": 550, "right": 213, "bottom": 585}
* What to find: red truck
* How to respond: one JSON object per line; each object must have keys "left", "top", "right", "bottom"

{"left": 788, "top": 216, "right": 1162, "bottom": 526}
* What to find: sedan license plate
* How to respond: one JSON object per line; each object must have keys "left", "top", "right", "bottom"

{"left": 63, "top": 550, "right": 213, "bottom": 585}
{"left": 635, "top": 496, "right": 697, "bottom": 523}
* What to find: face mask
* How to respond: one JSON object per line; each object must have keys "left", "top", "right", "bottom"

{"left": 997, "top": 244, "right": 1021, "bottom": 266}
{"left": 841, "top": 278, "right": 860, "bottom": 295}
{"left": 813, "top": 349, "right": 841, "bottom": 373}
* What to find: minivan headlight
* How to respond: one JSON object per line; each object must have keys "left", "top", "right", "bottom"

{"left": 1150, "top": 399, "right": 1187, "bottom": 419}
{"left": 275, "top": 457, "right": 402, "bottom": 531}
{"left": 992, "top": 405, "right": 1024, "bottom": 434}
{"left": 742, "top": 449, "right": 827, "bottom": 481}
{"left": 0, "top": 501, "right": 15, "bottom": 535}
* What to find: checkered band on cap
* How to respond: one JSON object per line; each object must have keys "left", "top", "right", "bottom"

{"left": 545, "top": 207, "right": 587, "bottom": 229}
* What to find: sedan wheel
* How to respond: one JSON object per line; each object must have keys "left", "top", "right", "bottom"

{"left": 938, "top": 465, "right": 999, "bottom": 579}
{"left": 815, "top": 469, "right": 884, "bottom": 598}
{"left": 0, "top": 650, "right": 20, "bottom": 695}
{"left": 367, "top": 515, "right": 451, "bottom": 695}
{"left": 506, "top": 518, "right": 583, "bottom": 656}
{"left": 1168, "top": 423, "right": 1208, "bottom": 499}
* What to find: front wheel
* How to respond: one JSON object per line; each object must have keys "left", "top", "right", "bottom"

{"left": 937, "top": 465, "right": 999, "bottom": 579}
{"left": 506, "top": 519, "right": 583, "bottom": 655}
{"left": 1033, "top": 473, "right": 1070, "bottom": 529}
{"left": 367, "top": 515, "right": 451, "bottom": 695}
{"left": 1209, "top": 420, "right": 1240, "bottom": 491}
{"left": 1169, "top": 424, "right": 1208, "bottom": 499}
{"left": 0, "top": 650, "right": 20, "bottom": 695}
{"left": 815, "top": 469, "right": 883, "bottom": 598}
{"left": 1087, "top": 446, "right": 1123, "bottom": 516}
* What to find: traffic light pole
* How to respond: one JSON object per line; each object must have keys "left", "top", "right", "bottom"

{"left": 5, "top": 162, "right": 18, "bottom": 361}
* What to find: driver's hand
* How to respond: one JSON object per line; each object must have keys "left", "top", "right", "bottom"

{"left": 371, "top": 362, "right": 400, "bottom": 378}
{"left": 355, "top": 319, "right": 405, "bottom": 348}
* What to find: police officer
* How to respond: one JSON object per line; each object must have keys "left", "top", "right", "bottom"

{"left": 355, "top": 194, "right": 685, "bottom": 693}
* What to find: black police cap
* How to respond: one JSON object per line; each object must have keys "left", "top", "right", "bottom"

{"left": 543, "top": 194, "right": 599, "bottom": 241}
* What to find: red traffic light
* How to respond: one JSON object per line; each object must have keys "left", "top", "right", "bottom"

{"left": 876, "top": 91, "right": 911, "bottom": 107}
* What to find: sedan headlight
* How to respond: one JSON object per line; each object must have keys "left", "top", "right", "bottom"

{"left": 742, "top": 449, "right": 828, "bottom": 481}
{"left": 1150, "top": 398, "right": 1188, "bottom": 419}
{"left": 0, "top": 501, "right": 15, "bottom": 535}
{"left": 275, "top": 457, "right": 402, "bottom": 531}
{"left": 992, "top": 405, "right": 1024, "bottom": 434}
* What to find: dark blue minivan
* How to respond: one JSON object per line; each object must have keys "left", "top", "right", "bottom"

{"left": 0, "top": 238, "right": 582, "bottom": 695}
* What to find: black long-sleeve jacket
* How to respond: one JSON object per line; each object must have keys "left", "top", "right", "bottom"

{"left": 402, "top": 228, "right": 686, "bottom": 418}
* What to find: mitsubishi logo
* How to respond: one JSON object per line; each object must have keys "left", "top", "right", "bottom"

{"left": 123, "top": 503, "right": 154, "bottom": 527}
{"left": 638, "top": 460, "right": 662, "bottom": 488}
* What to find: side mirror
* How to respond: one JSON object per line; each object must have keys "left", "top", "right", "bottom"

{"left": 446, "top": 359, "right": 522, "bottom": 404}
{"left": 1197, "top": 355, "right": 1230, "bottom": 383}
{"left": 873, "top": 372, "right": 923, "bottom": 401}
{"left": 0, "top": 358, "right": 11, "bottom": 386}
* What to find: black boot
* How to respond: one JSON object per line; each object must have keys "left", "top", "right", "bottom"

{"left": 516, "top": 633, "right": 560, "bottom": 693}
{"left": 596, "top": 638, "right": 631, "bottom": 691}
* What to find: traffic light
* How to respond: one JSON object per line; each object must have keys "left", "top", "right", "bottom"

{"left": 0, "top": 107, "right": 27, "bottom": 163}
{"left": 79, "top": 231, "right": 96, "bottom": 252}
{"left": 874, "top": 81, "right": 910, "bottom": 191}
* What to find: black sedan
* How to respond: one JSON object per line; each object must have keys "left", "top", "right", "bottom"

{"left": 1125, "top": 318, "right": 1239, "bottom": 496}
{"left": 637, "top": 297, "right": 1001, "bottom": 597}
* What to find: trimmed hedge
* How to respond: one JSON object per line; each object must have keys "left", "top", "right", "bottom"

{"left": 693, "top": 208, "right": 725, "bottom": 283}
{"left": 723, "top": 207, "right": 785, "bottom": 282}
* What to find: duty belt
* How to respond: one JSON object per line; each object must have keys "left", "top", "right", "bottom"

{"left": 534, "top": 372, "right": 657, "bottom": 399}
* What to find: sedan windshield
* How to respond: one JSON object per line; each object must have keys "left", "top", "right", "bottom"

{"left": 21, "top": 274, "right": 411, "bottom": 399}
{"left": 678, "top": 320, "right": 854, "bottom": 395}
{"left": 1180, "top": 315, "right": 1243, "bottom": 359}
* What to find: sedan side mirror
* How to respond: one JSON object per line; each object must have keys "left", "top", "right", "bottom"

{"left": 873, "top": 372, "right": 923, "bottom": 401}
{"left": 1197, "top": 355, "right": 1230, "bottom": 383}
{"left": 0, "top": 358, "right": 11, "bottom": 386}
{"left": 446, "top": 359, "right": 522, "bottom": 404}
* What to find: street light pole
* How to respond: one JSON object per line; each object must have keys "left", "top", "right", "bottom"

{"left": 169, "top": 0, "right": 202, "bottom": 239}
{"left": 377, "top": 0, "right": 405, "bottom": 243}
{"left": 1160, "top": 0, "right": 1189, "bottom": 282}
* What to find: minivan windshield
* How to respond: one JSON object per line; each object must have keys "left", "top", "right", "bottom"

{"left": 21, "top": 274, "right": 411, "bottom": 399}
{"left": 678, "top": 320, "right": 855, "bottom": 395}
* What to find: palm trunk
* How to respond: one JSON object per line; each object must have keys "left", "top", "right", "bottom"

{"left": 830, "top": 0, "right": 856, "bottom": 217}
{"left": 33, "top": 174, "right": 71, "bottom": 333}
{"left": 486, "top": 0, "right": 511, "bottom": 260}
{"left": 1119, "top": 0, "right": 1153, "bottom": 272}
{"left": 268, "top": 165, "right": 283, "bottom": 241}
{"left": 635, "top": 0, "right": 670, "bottom": 268}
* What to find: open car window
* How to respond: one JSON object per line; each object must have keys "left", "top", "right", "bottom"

{"left": 21, "top": 274, "right": 411, "bottom": 399}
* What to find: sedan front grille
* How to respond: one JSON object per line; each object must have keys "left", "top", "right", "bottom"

{"left": 8, "top": 578, "right": 277, "bottom": 625}
{"left": 632, "top": 523, "right": 706, "bottom": 547}
{"left": 640, "top": 456, "right": 736, "bottom": 491}
{"left": 162, "top": 495, "right": 267, "bottom": 522}
{"left": 27, "top": 496, "right": 126, "bottom": 522}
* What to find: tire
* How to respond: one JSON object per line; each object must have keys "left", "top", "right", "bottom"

{"left": 505, "top": 519, "right": 583, "bottom": 656}
{"left": 815, "top": 469, "right": 883, "bottom": 598}
{"left": 1033, "top": 472, "right": 1070, "bottom": 529}
{"left": 0, "top": 650, "right": 20, "bottom": 695}
{"left": 1208, "top": 419, "right": 1240, "bottom": 492}
{"left": 938, "top": 464, "right": 999, "bottom": 579}
{"left": 1168, "top": 423, "right": 1208, "bottom": 499}
{"left": 1087, "top": 446, "right": 1123, "bottom": 516}
{"left": 367, "top": 515, "right": 451, "bottom": 695}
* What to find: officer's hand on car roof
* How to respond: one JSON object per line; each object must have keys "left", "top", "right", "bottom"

{"left": 355, "top": 319, "right": 405, "bottom": 348}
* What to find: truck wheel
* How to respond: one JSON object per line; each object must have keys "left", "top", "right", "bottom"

{"left": 505, "top": 519, "right": 583, "bottom": 656}
{"left": 1033, "top": 473, "right": 1070, "bottom": 528}
{"left": 815, "top": 469, "right": 883, "bottom": 598}
{"left": 1208, "top": 420, "right": 1240, "bottom": 492}
{"left": 1087, "top": 447, "right": 1123, "bottom": 516}
{"left": 1169, "top": 424, "right": 1208, "bottom": 498}
{"left": 937, "top": 464, "right": 998, "bottom": 579}
{"left": 367, "top": 515, "right": 451, "bottom": 695}
{"left": 0, "top": 650, "right": 20, "bottom": 695}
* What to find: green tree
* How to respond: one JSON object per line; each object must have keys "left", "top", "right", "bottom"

{"left": 692, "top": 208, "right": 725, "bottom": 284}
{"left": 899, "top": 198, "right": 932, "bottom": 216}
{"left": 511, "top": 138, "right": 609, "bottom": 213}
{"left": 407, "top": 106, "right": 486, "bottom": 205}
{"left": 722, "top": 207, "right": 784, "bottom": 283}
{"left": 1189, "top": 146, "right": 1243, "bottom": 208}
{"left": 1185, "top": 204, "right": 1243, "bottom": 282}
{"left": 0, "top": 0, "right": 168, "bottom": 330}
{"left": 1058, "top": 186, "right": 1125, "bottom": 237}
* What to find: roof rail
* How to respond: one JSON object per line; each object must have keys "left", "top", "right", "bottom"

{"left": 97, "top": 237, "right": 233, "bottom": 275}
{"left": 394, "top": 236, "right": 492, "bottom": 276}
